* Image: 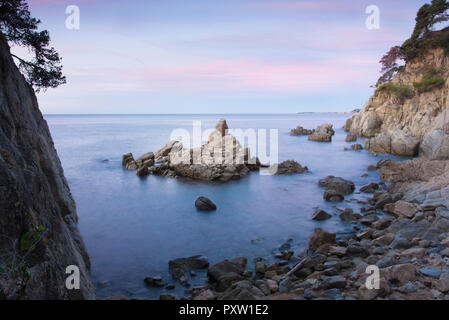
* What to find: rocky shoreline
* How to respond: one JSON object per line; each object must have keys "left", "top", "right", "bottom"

{"left": 107, "top": 155, "right": 449, "bottom": 300}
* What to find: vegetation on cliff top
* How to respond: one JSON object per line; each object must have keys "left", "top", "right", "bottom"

{"left": 377, "top": 0, "right": 449, "bottom": 88}
{"left": 0, "top": 0, "right": 65, "bottom": 91}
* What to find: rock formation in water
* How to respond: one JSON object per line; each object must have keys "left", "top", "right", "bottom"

{"left": 344, "top": 28, "right": 449, "bottom": 158}
{"left": 0, "top": 36, "right": 95, "bottom": 299}
{"left": 308, "top": 123, "right": 335, "bottom": 142}
{"left": 124, "top": 119, "right": 309, "bottom": 181}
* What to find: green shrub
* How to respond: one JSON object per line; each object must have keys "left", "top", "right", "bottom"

{"left": 376, "top": 82, "right": 414, "bottom": 101}
{"left": 413, "top": 68, "right": 446, "bottom": 92}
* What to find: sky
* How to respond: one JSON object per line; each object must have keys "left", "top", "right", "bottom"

{"left": 17, "top": 0, "right": 428, "bottom": 114}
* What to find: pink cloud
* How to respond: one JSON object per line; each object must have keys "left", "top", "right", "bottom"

{"left": 65, "top": 56, "right": 378, "bottom": 94}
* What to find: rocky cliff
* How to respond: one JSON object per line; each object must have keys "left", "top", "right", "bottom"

{"left": 0, "top": 35, "right": 95, "bottom": 299}
{"left": 345, "top": 37, "right": 449, "bottom": 158}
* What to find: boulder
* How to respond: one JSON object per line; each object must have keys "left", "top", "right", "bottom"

{"left": 345, "top": 133, "right": 357, "bottom": 142}
{"left": 308, "top": 123, "right": 334, "bottom": 142}
{"left": 195, "top": 197, "right": 217, "bottom": 211}
{"left": 323, "top": 190, "right": 344, "bottom": 202}
{"left": 274, "top": 160, "right": 308, "bottom": 175}
{"left": 308, "top": 228, "right": 336, "bottom": 251}
{"left": 207, "top": 260, "right": 245, "bottom": 292}
{"left": 360, "top": 183, "right": 379, "bottom": 194}
{"left": 318, "top": 176, "right": 355, "bottom": 195}
{"left": 311, "top": 209, "right": 332, "bottom": 221}
{"left": 122, "top": 153, "right": 138, "bottom": 170}
{"left": 351, "top": 144, "right": 363, "bottom": 150}
{"left": 393, "top": 201, "right": 417, "bottom": 218}
{"left": 290, "top": 126, "right": 314, "bottom": 136}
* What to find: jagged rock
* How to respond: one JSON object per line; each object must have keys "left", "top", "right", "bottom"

{"left": 351, "top": 144, "right": 363, "bottom": 150}
{"left": 311, "top": 209, "right": 332, "bottom": 221}
{"left": 122, "top": 153, "right": 138, "bottom": 170}
{"left": 420, "top": 129, "right": 449, "bottom": 159}
{"left": 308, "top": 123, "right": 334, "bottom": 142}
{"left": 290, "top": 126, "right": 314, "bottom": 136}
{"left": 0, "top": 35, "right": 95, "bottom": 299}
{"left": 273, "top": 160, "right": 308, "bottom": 175}
{"left": 195, "top": 197, "right": 217, "bottom": 211}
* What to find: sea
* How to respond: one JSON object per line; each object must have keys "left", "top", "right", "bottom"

{"left": 44, "top": 113, "right": 406, "bottom": 299}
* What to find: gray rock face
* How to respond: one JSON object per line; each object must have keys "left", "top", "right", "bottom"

{"left": 344, "top": 46, "right": 449, "bottom": 159}
{"left": 364, "top": 130, "right": 420, "bottom": 156}
{"left": 0, "top": 36, "right": 95, "bottom": 299}
{"left": 420, "top": 129, "right": 449, "bottom": 159}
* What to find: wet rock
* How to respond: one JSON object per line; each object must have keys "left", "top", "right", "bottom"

{"left": 274, "top": 160, "right": 308, "bottom": 175}
{"left": 321, "top": 275, "right": 347, "bottom": 289}
{"left": 360, "top": 183, "right": 379, "bottom": 194}
{"left": 351, "top": 144, "right": 363, "bottom": 151}
{"left": 372, "top": 217, "right": 392, "bottom": 230}
{"left": 144, "top": 276, "right": 164, "bottom": 287}
{"left": 136, "top": 166, "right": 150, "bottom": 177}
{"left": 374, "top": 193, "right": 393, "bottom": 210}
{"left": 323, "top": 190, "right": 344, "bottom": 202}
{"left": 255, "top": 262, "right": 267, "bottom": 275}
{"left": 207, "top": 260, "right": 245, "bottom": 292}
{"left": 311, "top": 209, "right": 332, "bottom": 221}
{"left": 346, "top": 242, "right": 369, "bottom": 258}
{"left": 339, "top": 208, "right": 358, "bottom": 221}
{"left": 217, "top": 280, "right": 264, "bottom": 300}
{"left": 318, "top": 176, "right": 355, "bottom": 195}
{"left": 345, "top": 133, "right": 357, "bottom": 142}
{"left": 419, "top": 266, "right": 441, "bottom": 279}
{"left": 291, "top": 126, "right": 314, "bottom": 136}
{"left": 230, "top": 257, "right": 248, "bottom": 267}
{"left": 169, "top": 255, "right": 209, "bottom": 284}
{"left": 314, "top": 126, "right": 337, "bottom": 141}
{"left": 309, "top": 228, "right": 336, "bottom": 251}
{"left": 122, "top": 153, "right": 138, "bottom": 170}
{"left": 195, "top": 197, "right": 217, "bottom": 211}
{"left": 357, "top": 229, "right": 373, "bottom": 240}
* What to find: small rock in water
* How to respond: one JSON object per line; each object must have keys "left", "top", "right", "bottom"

{"left": 311, "top": 209, "right": 332, "bottom": 221}
{"left": 144, "top": 276, "right": 164, "bottom": 287}
{"left": 351, "top": 144, "right": 363, "bottom": 150}
{"left": 195, "top": 197, "right": 217, "bottom": 211}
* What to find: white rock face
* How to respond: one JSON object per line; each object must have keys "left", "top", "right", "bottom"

{"left": 345, "top": 47, "right": 449, "bottom": 158}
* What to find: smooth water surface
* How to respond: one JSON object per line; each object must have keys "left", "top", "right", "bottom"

{"left": 45, "top": 114, "right": 404, "bottom": 299}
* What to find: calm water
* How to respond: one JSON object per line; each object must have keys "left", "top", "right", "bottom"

{"left": 45, "top": 114, "right": 404, "bottom": 299}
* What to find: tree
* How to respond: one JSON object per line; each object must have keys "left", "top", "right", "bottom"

{"left": 0, "top": 0, "right": 65, "bottom": 91}
{"left": 402, "top": 0, "right": 449, "bottom": 59}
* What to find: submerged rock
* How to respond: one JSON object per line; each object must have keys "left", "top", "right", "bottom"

{"left": 195, "top": 197, "right": 217, "bottom": 211}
